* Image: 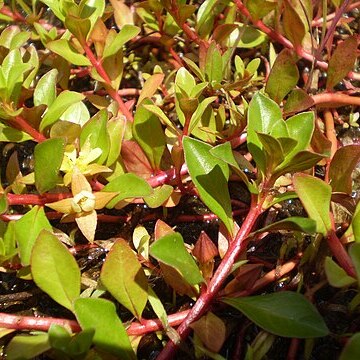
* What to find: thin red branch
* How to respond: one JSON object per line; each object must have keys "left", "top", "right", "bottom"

{"left": 157, "top": 194, "right": 264, "bottom": 359}
{"left": 327, "top": 229, "right": 356, "bottom": 278}
{"left": 7, "top": 193, "right": 72, "bottom": 206}
{"left": 12, "top": 116, "right": 47, "bottom": 143}
{"left": 312, "top": 1, "right": 360, "bottom": 27}
{"left": 233, "top": 0, "right": 360, "bottom": 82}
{"left": 312, "top": 93, "right": 360, "bottom": 107}
{"left": 82, "top": 43, "right": 134, "bottom": 122}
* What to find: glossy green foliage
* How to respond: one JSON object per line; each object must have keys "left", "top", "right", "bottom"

{"left": 150, "top": 232, "right": 204, "bottom": 285}
{"left": 325, "top": 257, "right": 356, "bottom": 288}
{"left": 15, "top": 206, "right": 52, "bottom": 266}
{"left": 0, "top": 49, "right": 32, "bottom": 106}
{"left": 293, "top": 174, "right": 332, "bottom": 236}
{"left": 34, "top": 138, "right": 65, "bottom": 194}
{"left": 48, "top": 325, "right": 94, "bottom": 358}
{"left": 103, "top": 24, "right": 140, "bottom": 59}
{"left": 31, "top": 230, "right": 81, "bottom": 311}
{"left": 252, "top": 217, "right": 317, "bottom": 235}
{"left": 247, "top": 93, "right": 321, "bottom": 181}
{"left": 101, "top": 173, "right": 153, "bottom": 208}
{"left": 183, "top": 136, "right": 234, "bottom": 234}
{"left": 101, "top": 239, "right": 148, "bottom": 319}
{"left": 74, "top": 298, "right": 136, "bottom": 360}
{"left": 133, "top": 100, "right": 166, "bottom": 171}
{"left": 223, "top": 292, "right": 329, "bottom": 338}
{"left": 39, "top": 90, "right": 85, "bottom": 131}
{"left": 33, "top": 69, "right": 57, "bottom": 107}
{"left": 6, "top": 333, "right": 51, "bottom": 360}
{"left": 79, "top": 109, "right": 110, "bottom": 164}
{"left": 265, "top": 49, "right": 299, "bottom": 104}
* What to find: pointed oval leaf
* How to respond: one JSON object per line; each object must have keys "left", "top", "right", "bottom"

{"left": 183, "top": 136, "right": 234, "bottom": 234}
{"left": 100, "top": 239, "right": 148, "bottom": 319}
{"left": 329, "top": 145, "right": 360, "bottom": 194}
{"left": 150, "top": 232, "right": 204, "bottom": 285}
{"left": 40, "top": 90, "right": 85, "bottom": 131}
{"left": 265, "top": 49, "right": 299, "bottom": 104}
{"left": 47, "top": 39, "right": 91, "bottom": 66}
{"left": 223, "top": 291, "right": 329, "bottom": 338}
{"left": 31, "top": 230, "right": 81, "bottom": 311}
{"left": 15, "top": 206, "right": 52, "bottom": 266}
{"left": 35, "top": 138, "right": 65, "bottom": 194}
{"left": 293, "top": 174, "right": 332, "bottom": 235}
{"left": 324, "top": 256, "right": 356, "bottom": 288}
{"left": 74, "top": 298, "right": 135, "bottom": 360}
{"left": 327, "top": 36, "right": 357, "bottom": 90}
{"left": 101, "top": 173, "right": 153, "bottom": 208}
{"left": 133, "top": 100, "right": 166, "bottom": 171}
{"left": 34, "top": 68, "right": 57, "bottom": 107}
{"left": 6, "top": 334, "right": 51, "bottom": 360}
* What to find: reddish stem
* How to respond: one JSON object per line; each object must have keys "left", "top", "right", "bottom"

{"left": 327, "top": 229, "right": 356, "bottom": 278}
{"left": 157, "top": 194, "right": 264, "bottom": 359}
{"left": 7, "top": 193, "right": 72, "bottom": 206}
{"left": 82, "top": 43, "right": 134, "bottom": 122}
{"left": 12, "top": 116, "right": 47, "bottom": 143}
{"left": 233, "top": 0, "right": 360, "bottom": 82}
{"left": 312, "top": 93, "right": 360, "bottom": 107}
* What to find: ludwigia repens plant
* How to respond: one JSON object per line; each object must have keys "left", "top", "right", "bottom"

{"left": 0, "top": 0, "right": 360, "bottom": 359}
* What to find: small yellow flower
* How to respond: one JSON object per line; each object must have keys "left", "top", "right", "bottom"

{"left": 46, "top": 167, "right": 117, "bottom": 243}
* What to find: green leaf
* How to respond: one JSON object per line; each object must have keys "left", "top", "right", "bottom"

{"left": 324, "top": 256, "right": 356, "bottom": 288}
{"left": 257, "top": 133, "right": 284, "bottom": 175}
{"left": 74, "top": 298, "right": 136, "bottom": 360}
{"left": 79, "top": 109, "right": 110, "bottom": 164}
{"left": 205, "top": 42, "right": 223, "bottom": 85}
{"left": 31, "top": 230, "right": 81, "bottom": 311}
{"left": 34, "top": 69, "right": 58, "bottom": 107}
{"left": 106, "top": 115, "right": 125, "bottom": 166}
{"left": 340, "top": 332, "right": 360, "bottom": 360}
{"left": 40, "top": 90, "right": 85, "bottom": 131}
{"left": 144, "top": 184, "right": 173, "bottom": 208}
{"left": 47, "top": 39, "right": 91, "bottom": 66}
{"left": 35, "top": 138, "right": 65, "bottom": 194}
{"left": 133, "top": 100, "right": 166, "bottom": 171}
{"left": 329, "top": 145, "right": 360, "bottom": 194}
{"left": 293, "top": 174, "right": 332, "bottom": 236}
{"left": 196, "top": 0, "right": 228, "bottom": 39}
{"left": 265, "top": 49, "right": 299, "bottom": 104}
{"left": 100, "top": 239, "right": 148, "bottom": 319}
{"left": 78, "top": 0, "right": 105, "bottom": 37}
{"left": 352, "top": 202, "right": 360, "bottom": 243}
{"left": 65, "top": 15, "right": 91, "bottom": 44}
{"left": 183, "top": 136, "right": 234, "bottom": 234}
{"left": 101, "top": 173, "right": 153, "bottom": 208}
{"left": 15, "top": 206, "right": 52, "bottom": 266}
{"left": 0, "top": 123, "right": 33, "bottom": 142}
{"left": 40, "top": 0, "right": 65, "bottom": 21}
{"left": 148, "top": 287, "right": 169, "bottom": 329}
{"left": 283, "top": 88, "right": 314, "bottom": 115}
{"left": 150, "top": 232, "right": 204, "bottom": 285}
{"left": 6, "top": 333, "right": 51, "bottom": 360}
{"left": 142, "top": 103, "right": 178, "bottom": 132}
{"left": 230, "top": 25, "right": 266, "bottom": 48}
{"left": 103, "top": 25, "right": 140, "bottom": 59}
{"left": 189, "top": 96, "right": 217, "bottom": 134}
{"left": 247, "top": 0, "right": 277, "bottom": 20}
{"left": 223, "top": 291, "right": 329, "bottom": 338}
{"left": 327, "top": 36, "right": 357, "bottom": 90}
{"left": 252, "top": 217, "right": 317, "bottom": 235}
{"left": 247, "top": 92, "right": 282, "bottom": 174}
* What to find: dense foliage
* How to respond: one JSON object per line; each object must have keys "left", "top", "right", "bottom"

{"left": 0, "top": 0, "right": 360, "bottom": 359}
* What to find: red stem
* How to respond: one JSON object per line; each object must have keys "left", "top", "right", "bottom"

{"left": 327, "top": 229, "right": 356, "bottom": 278}
{"left": 312, "top": 93, "right": 360, "bottom": 107}
{"left": 82, "top": 43, "right": 134, "bottom": 122}
{"left": 7, "top": 193, "right": 72, "bottom": 206}
{"left": 157, "top": 194, "right": 264, "bottom": 359}
{"left": 12, "top": 116, "right": 47, "bottom": 143}
{"left": 233, "top": 0, "right": 360, "bottom": 82}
